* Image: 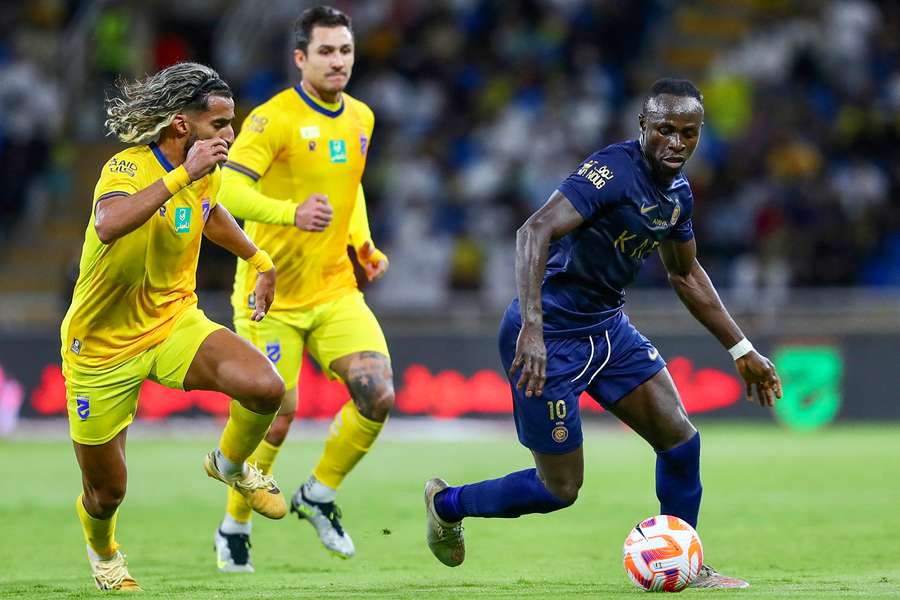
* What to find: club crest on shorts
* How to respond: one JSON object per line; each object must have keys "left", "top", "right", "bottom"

{"left": 552, "top": 425, "right": 568, "bottom": 443}
{"left": 76, "top": 395, "right": 90, "bottom": 420}
{"left": 265, "top": 342, "right": 281, "bottom": 364}
{"left": 247, "top": 292, "right": 256, "bottom": 309}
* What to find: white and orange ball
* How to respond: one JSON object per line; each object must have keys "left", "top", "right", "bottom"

{"left": 623, "top": 515, "right": 703, "bottom": 592}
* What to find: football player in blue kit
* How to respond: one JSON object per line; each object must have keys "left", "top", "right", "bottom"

{"left": 423, "top": 79, "right": 782, "bottom": 589}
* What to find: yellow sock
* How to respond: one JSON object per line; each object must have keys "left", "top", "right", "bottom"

{"left": 312, "top": 401, "right": 385, "bottom": 490}
{"left": 226, "top": 439, "right": 282, "bottom": 522}
{"left": 218, "top": 400, "right": 277, "bottom": 464}
{"left": 75, "top": 494, "right": 119, "bottom": 559}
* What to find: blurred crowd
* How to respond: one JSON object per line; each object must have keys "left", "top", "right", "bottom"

{"left": 2, "top": 0, "right": 899, "bottom": 309}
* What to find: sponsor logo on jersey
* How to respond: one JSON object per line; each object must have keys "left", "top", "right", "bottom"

{"left": 640, "top": 203, "right": 657, "bottom": 215}
{"left": 76, "top": 394, "right": 90, "bottom": 420}
{"left": 174, "top": 207, "right": 192, "bottom": 233}
{"left": 265, "top": 342, "right": 281, "bottom": 364}
{"left": 248, "top": 114, "right": 268, "bottom": 133}
{"left": 648, "top": 347, "right": 659, "bottom": 361}
{"left": 552, "top": 425, "right": 568, "bottom": 443}
{"left": 360, "top": 134, "right": 368, "bottom": 156}
{"left": 300, "top": 125, "right": 320, "bottom": 139}
{"left": 577, "top": 159, "right": 614, "bottom": 190}
{"left": 70, "top": 338, "right": 82, "bottom": 355}
{"left": 201, "top": 197, "right": 211, "bottom": 223}
{"left": 108, "top": 158, "right": 137, "bottom": 177}
{"left": 329, "top": 139, "right": 347, "bottom": 163}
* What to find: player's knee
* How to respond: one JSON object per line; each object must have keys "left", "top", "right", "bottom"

{"left": 363, "top": 387, "right": 394, "bottom": 422}
{"left": 87, "top": 483, "right": 126, "bottom": 518}
{"left": 248, "top": 371, "right": 285, "bottom": 413}
{"left": 265, "top": 413, "right": 293, "bottom": 445}
{"left": 544, "top": 474, "right": 583, "bottom": 506}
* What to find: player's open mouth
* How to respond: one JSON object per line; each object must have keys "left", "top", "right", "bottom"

{"left": 662, "top": 156, "right": 685, "bottom": 167}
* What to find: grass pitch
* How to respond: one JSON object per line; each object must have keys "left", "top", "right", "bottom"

{"left": 1, "top": 421, "right": 899, "bottom": 599}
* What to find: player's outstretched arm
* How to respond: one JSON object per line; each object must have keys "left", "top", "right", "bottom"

{"left": 509, "top": 191, "right": 585, "bottom": 397}
{"left": 203, "top": 203, "right": 276, "bottom": 321}
{"left": 219, "top": 167, "right": 333, "bottom": 231}
{"left": 659, "top": 238, "right": 782, "bottom": 406}
{"left": 94, "top": 138, "right": 227, "bottom": 244}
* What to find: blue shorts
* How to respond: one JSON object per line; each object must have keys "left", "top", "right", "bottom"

{"left": 499, "top": 305, "right": 666, "bottom": 454}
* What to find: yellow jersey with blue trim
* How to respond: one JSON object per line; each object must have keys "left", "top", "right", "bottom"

{"left": 60, "top": 143, "right": 219, "bottom": 370}
{"left": 225, "top": 85, "right": 374, "bottom": 313}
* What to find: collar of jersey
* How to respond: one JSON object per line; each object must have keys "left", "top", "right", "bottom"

{"left": 149, "top": 141, "right": 175, "bottom": 172}
{"left": 294, "top": 84, "right": 344, "bottom": 118}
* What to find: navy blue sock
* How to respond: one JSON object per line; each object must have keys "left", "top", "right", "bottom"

{"left": 434, "top": 468, "right": 572, "bottom": 522}
{"left": 655, "top": 431, "right": 702, "bottom": 528}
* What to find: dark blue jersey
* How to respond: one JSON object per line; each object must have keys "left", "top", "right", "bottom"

{"left": 531, "top": 139, "right": 695, "bottom": 337}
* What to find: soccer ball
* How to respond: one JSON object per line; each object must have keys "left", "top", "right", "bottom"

{"left": 623, "top": 515, "right": 703, "bottom": 592}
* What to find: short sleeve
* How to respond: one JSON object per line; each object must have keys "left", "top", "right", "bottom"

{"left": 224, "top": 107, "right": 285, "bottom": 181}
{"left": 556, "top": 149, "right": 630, "bottom": 220}
{"left": 93, "top": 153, "right": 144, "bottom": 202}
{"left": 668, "top": 189, "right": 695, "bottom": 242}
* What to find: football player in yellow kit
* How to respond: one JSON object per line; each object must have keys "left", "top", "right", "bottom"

{"left": 213, "top": 6, "right": 393, "bottom": 568}
{"left": 61, "top": 63, "right": 289, "bottom": 591}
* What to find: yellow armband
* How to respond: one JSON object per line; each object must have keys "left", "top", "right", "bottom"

{"left": 246, "top": 249, "right": 274, "bottom": 273}
{"left": 162, "top": 165, "right": 191, "bottom": 195}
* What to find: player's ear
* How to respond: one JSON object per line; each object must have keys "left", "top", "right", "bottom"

{"left": 293, "top": 49, "right": 306, "bottom": 71}
{"left": 170, "top": 113, "right": 190, "bottom": 137}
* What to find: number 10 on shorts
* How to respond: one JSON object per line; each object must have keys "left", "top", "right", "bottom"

{"left": 547, "top": 399, "right": 567, "bottom": 421}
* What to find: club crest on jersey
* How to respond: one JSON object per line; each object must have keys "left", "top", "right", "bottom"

{"left": 76, "top": 395, "right": 90, "bottom": 420}
{"left": 670, "top": 203, "right": 681, "bottom": 226}
{"left": 360, "top": 134, "right": 368, "bottom": 156}
{"left": 174, "top": 207, "right": 192, "bottom": 233}
{"left": 201, "top": 197, "right": 211, "bottom": 223}
{"left": 329, "top": 139, "right": 347, "bottom": 163}
{"left": 265, "top": 342, "right": 281, "bottom": 364}
{"left": 552, "top": 426, "right": 568, "bottom": 443}
{"left": 159, "top": 204, "right": 167, "bottom": 217}
{"left": 70, "top": 338, "right": 82, "bottom": 355}
{"left": 308, "top": 140, "right": 316, "bottom": 151}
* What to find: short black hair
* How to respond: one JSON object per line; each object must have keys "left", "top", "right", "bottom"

{"left": 294, "top": 5, "right": 353, "bottom": 52}
{"left": 643, "top": 78, "right": 703, "bottom": 113}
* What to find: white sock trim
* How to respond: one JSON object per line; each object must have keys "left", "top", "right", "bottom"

{"left": 303, "top": 476, "right": 337, "bottom": 503}
{"left": 221, "top": 514, "right": 252, "bottom": 535}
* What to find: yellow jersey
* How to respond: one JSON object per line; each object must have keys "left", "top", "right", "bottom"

{"left": 224, "top": 85, "right": 374, "bottom": 314}
{"left": 60, "top": 143, "right": 219, "bottom": 370}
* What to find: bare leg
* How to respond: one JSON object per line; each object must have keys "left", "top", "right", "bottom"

{"left": 73, "top": 428, "right": 128, "bottom": 520}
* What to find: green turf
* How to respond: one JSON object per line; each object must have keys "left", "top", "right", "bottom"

{"left": 1, "top": 422, "right": 899, "bottom": 599}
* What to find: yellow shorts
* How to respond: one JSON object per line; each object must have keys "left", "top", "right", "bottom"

{"left": 63, "top": 307, "right": 223, "bottom": 445}
{"left": 234, "top": 290, "right": 389, "bottom": 387}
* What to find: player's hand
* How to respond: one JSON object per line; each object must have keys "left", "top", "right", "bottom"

{"left": 509, "top": 324, "right": 546, "bottom": 397}
{"left": 735, "top": 350, "right": 782, "bottom": 407}
{"left": 295, "top": 194, "right": 333, "bottom": 231}
{"left": 357, "top": 241, "right": 389, "bottom": 282}
{"left": 183, "top": 137, "right": 229, "bottom": 180}
{"left": 251, "top": 267, "right": 275, "bottom": 321}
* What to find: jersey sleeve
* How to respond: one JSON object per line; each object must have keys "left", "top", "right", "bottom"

{"left": 224, "top": 106, "right": 286, "bottom": 181}
{"left": 348, "top": 184, "right": 373, "bottom": 250}
{"left": 668, "top": 188, "right": 695, "bottom": 242}
{"left": 93, "top": 153, "right": 145, "bottom": 203}
{"left": 556, "top": 149, "right": 630, "bottom": 220}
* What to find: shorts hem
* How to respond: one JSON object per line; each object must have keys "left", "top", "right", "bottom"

{"left": 70, "top": 415, "right": 133, "bottom": 446}
{"left": 595, "top": 361, "right": 667, "bottom": 407}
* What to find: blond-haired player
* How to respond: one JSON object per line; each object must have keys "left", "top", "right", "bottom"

{"left": 213, "top": 6, "right": 392, "bottom": 569}
{"left": 62, "top": 62, "right": 289, "bottom": 591}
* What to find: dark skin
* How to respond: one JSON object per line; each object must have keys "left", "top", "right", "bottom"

{"left": 75, "top": 95, "right": 286, "bottom": 526}
{"left": 508, "top": 93, "right": 782, "bottom": 503}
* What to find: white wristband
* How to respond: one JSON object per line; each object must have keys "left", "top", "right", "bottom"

{"left": 728, "top": 338, "right": 754, "bottom": 361}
